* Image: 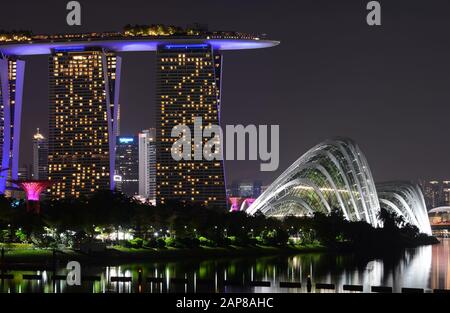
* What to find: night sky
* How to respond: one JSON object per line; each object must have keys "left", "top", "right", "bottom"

{"left": 1, "top": 0, "right": 450, "bottom": 185}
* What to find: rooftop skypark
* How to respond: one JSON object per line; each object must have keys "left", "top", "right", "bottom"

{"left": 0, "top": 24, "right": 265, "bottom": 44}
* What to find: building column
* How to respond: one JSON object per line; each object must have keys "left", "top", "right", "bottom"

{"left": 11, "top": 60, "right": 25, "bottom": 181}
{"left": 0, "top": 57, "right": 10, "bottom": 193}
{"left": 0, "top": 56, "right": 25, "bottom": 193}
{"left": 101, "top": 52, "right": 122, "bottom": 190}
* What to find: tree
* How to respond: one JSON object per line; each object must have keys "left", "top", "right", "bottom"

{"left": 377, "top": 208, "right": 405, "bottom": 231}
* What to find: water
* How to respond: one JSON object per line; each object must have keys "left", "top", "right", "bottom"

{"left": 1, "top": 239, "right": 449, "bottom": 293}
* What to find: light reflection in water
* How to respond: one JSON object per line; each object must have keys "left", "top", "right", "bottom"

{"left": 0, "top": 239, "right": 449, "bottom": 293}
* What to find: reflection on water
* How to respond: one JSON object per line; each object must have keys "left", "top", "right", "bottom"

{"left": 1, "top": 239, "right": 449, "bottom": 293}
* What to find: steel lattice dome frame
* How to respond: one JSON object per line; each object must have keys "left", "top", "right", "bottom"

{"left": 246, "top": 138, "right": 432, "bottom": 235}
{"left": 377, "top": 182, "right": 432, "bottom": 235}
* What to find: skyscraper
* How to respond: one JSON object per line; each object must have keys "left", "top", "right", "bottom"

{"left": 115, "top": 136, "right": 138, "bottom": 196}
{"left": 32, "top": 128, "right": 48, "bottom": 180}
{"left": 0, "top": 57, "right": 25, "bottom": 192}
{"left": 156, "top": 44, "right": 226, "bottom": 209}
{"left": 422, "top": 180, "right": 450, "bottom": 209}
{"left": 229, "top": 180, "right": 263, "bottom": 198}
{"left": 18, "top": 164, "right": 30, "bottom": 180}
{"left": 139, "top": 128, "right": 156, "bottom": 201}
{"left": 48, "top": 48, "right": 121, "bottom": 198}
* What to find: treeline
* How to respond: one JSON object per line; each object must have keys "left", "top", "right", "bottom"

{"left": 123, "top": 24, "right": 199, "bottom": 36}
{"left": 0, "top": 190, "right": 437, "bottom": 250}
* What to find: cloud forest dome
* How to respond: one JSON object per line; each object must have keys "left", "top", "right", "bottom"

{"left": 246, "top": 138, "right": 381, "bottom": 227}
{"left": 377, "top": 182, "right": 432, "bottom": 235}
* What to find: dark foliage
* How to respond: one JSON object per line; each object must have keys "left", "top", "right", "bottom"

{"left": 0, "top": 192, "right": 438, "bottom": 250}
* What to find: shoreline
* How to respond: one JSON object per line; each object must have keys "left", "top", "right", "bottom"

{"left": 0, "top": 244, "right": 326, "bottom": 269}
{"left": 0, "top": 238, "right": 440, "bottom": 270}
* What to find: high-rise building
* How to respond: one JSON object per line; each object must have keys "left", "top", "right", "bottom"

{"left": 442, "top": 181, "right": 450, "bottom": 206}
{"left": 229, "top": 180, "right": 263, "bottom": 198}
{"left": 139, "top": 128, "right": 156, "bottom": 201}
{"left": 422, "top": 180, "right": 450, "bottom": 209}
{"left": 156, "top": 44, "right": 226, "bottom": 209}
{"left": 115, "top": 136, "right": 138, "bottom": 196}
{"left": 48, "top": 48, "right": 121, "bottom": 198}
{"left": 32, "top": 128, "right": 48, "bottom": 180}
{"left": 18, "top": 164, "right": 30, "bottom": 180}
{"left": 423, "top": 181, "right": 440, "bottom": 208}
{"left": 0, "top": 57, "right": 25, "bottom": 192}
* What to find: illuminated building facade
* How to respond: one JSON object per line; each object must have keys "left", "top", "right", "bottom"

{"left": 422, "top": 180, "right": 450, "bottom": 209}
{"left": 0, "top": 27, "right": 278, "bottom": 202}
{"left": 48, "top": 48, "right": 122, "bottom": 198}
{"left": 428, "top": 206, "right": 450, "bottom": 236}
{"left": 138, "top": 128, "right": 156, "bottom": 201}
{"left": 156, "top": 44, "right": 226, "bottom": 209}
{"left": 115, "top": 136, "right": 138, "bottom": 196}
{"left": 32, "top": 128, "right": 48, "bottom": 180}
{"left": 0, "top": 56, "right": 25, "bottom": 193}
{"left": 230, "top": 180, "right": 262, "bottom": 198}
{"left": 18, "top": 164, "right": 30, "bottom": 180}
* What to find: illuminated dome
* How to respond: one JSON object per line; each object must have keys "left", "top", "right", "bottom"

{"left": 377, "top": 182, "right": 432, "bottom": 235}
{"left": 428, "top": 207, "right": 450, "bottom": 227}
{"left": 246, "top": 138, "right": 433, "bottom": 235}
{"left": 246, "top": 138, "right": 380, "bottom": 227}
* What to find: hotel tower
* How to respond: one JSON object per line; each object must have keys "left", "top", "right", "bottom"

{"left": 47, "top": 48, "right": 121, "bottom": 198}
{"left": 156, "top": 44, "right": 226, "bottom": 209}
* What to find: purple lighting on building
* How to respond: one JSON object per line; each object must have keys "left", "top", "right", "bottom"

{"left": 0, "top": 57, "right": 26, "bottom": 193}
{"left": 0, "top": 57, "right": 11, "bottom": 193}
{"left": 11, "top": 60, "right": 25, "bottom": 180}
{"left": 0, "top": 39, "right": 279, "bottom": 56}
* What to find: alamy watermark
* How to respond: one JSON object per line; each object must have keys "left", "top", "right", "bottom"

{"left": 66, "top": 1, "right": 81, "bottom": 26}
{"left": 171, "top": 117, "right": 279, "bottom": 172}
{"left": 367, "top": 1, "right": 381, "bottom": 26}
{"left": 66, "top": 261, "right": 81, "bottom": 286}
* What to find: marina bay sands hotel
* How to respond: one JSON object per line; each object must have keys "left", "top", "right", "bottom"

{"left": 0, "top": 25, "right": 278, "bottom": 209}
